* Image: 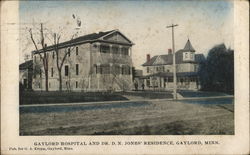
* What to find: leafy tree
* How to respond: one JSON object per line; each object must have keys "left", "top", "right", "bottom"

{"left": 198, "top": 44, "right": 234, "bottom": 93}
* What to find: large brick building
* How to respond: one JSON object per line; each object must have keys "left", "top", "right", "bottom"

{"left": 141, "top": 39, "right": 205, "bottom": 90}
{"left": 32, "top": 30, "right": 134, "bottom": 91}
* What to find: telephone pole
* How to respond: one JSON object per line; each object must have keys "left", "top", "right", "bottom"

{"left": 166, "top": 24, "right": 178, "bottom": 100}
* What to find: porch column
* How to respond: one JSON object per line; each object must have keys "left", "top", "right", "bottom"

{"left": 119, "top": 45, "right": 122, "bottom": 56}
{"left": 119, "top": 64, "right": 123, "bottom": 77}
{"left": 161, "top": 77, "right": 164, "bottom": 88}
{"left": 109, "top": 45, "right": 113, "bottom": 56}
{"left": 95, "top": 42, "right": 101, "bottom": 56}
{"left": 129, "top": 47, "right": 132, "bottom": 57}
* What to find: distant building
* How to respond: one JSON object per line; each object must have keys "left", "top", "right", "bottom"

{"left": 19, "top": 60, "right": 33, "bottom": 90}
{"left": 142, "top": 39, "right": 205, "bottom": 90}
{"left": 32, "top": 30, "right": 134, "bottom": 91}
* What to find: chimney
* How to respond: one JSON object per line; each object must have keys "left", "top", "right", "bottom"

{"left": 168, "top": 49, "right": 172, "bottom": 55}
{"left": 146, "top": 54, "right": 151, "bottom": 62}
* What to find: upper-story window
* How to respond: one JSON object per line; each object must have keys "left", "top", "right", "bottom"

{"left": 68, "top": 48, "right": 71, "bottom": 57}
{"left": 100, "top": 45, "right": 110, "bottom": 53}
{"left": 34, "top": 55, "right": 36, "bottom": 62}
{"left": 112, "top": 46, "right": 119, "bottom": 54}
{"left": 51, "top": 67, "right": 53, "bottom": 77}
{"left": 190, "top": 53, "right": 194, "bottom": 60}
{"left": 147, "top": 67, "right": 149, "bottom": 73}
{"left": 65, "top": 65, "right": 69, "bottom": 76}
{"left": 185, "top": 53, "right": 188, "bottom": 58}
{"left": 52, "top": 52, "right": 55, "bottom": 59}
{"left": 76, "top": 47, "right": 78, "bottom": 55}
{"left": 121, "top": 47, "right": 129, "bottom": 55}
{"left": 76, "top": 64, "right": 79, "bottom": 75}
{"left": 40, "top": 69, "right": 42, "bottom": 78}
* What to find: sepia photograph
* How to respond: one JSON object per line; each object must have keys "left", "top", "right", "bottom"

{"left": 2, "top": 0, "right": 249, "bottom": 154}
{"left": 18, "top": 0, "right": 235, "bottom": 136}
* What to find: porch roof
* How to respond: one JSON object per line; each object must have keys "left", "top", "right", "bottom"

{"left": 145, "top": 72, "right": 198, "bottom": 78}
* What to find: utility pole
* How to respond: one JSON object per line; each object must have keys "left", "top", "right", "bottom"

{"left": 167, "top": 24, "right": 178, "bottom": 100}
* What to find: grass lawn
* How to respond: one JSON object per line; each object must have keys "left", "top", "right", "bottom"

{"left": 20, "top": 90, "right": 231, "bottom": 105}
{"left": 20, "top": 99, "right": 234, "bottom": 135}
{"left": 20, "top": 91, "right": 128, "bottom": 105}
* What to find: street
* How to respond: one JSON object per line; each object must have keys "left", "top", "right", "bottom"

{"left": 20, "top": 97, "right": 234, "bottom": 135}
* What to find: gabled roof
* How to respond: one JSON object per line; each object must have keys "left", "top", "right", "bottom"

{"left": 19, "top": 60, "right": 33, "bottom": 70}
{"left": 142, "top": 50, "right": 204, "bottom": 66}
{"left": 142, "top": 50, "right": 187, "bottom": 66}
{"left": 183, "top": 39, "right": 195, "bottom": 52}
{"left": 142, "top": 39, "right": 201, "bottom": 66}
{"left": 33, "top": 30, "right": 133, "bottom": 54}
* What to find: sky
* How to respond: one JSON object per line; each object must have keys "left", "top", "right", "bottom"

{"left": 19, "top": 0, "right": 234, "bottom": 69}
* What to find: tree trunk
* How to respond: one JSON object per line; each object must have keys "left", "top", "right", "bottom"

{"left": 45, "top": 69, "right": 49, "bottom": 91}
{"left": 58, "top": 69, "right": 62, "bottom": 91}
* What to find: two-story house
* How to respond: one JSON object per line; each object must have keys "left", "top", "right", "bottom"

{"left": 142, "top": 39, "right": 205, "bottom": 90}
{"left": 32, "top": 30, "right": 134, "bottom": 91}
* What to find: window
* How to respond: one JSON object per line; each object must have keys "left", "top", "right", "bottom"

{"left": 113, "top": 65, "right": 120, "bottom": 74}
{"left": 185, "top": 53, "right": 188, "bottom": 58}
{"left": 168, "top": 77, "right": 173, "bottom": 82}
{"left": 33, "top": 71, "right": 36, "bottom": 78}
{"left": 34, "top": 55, "right": 36, "bottom": 62}
{"left": 40, "top": 69, "right": 42, "bottom": 78}
{"left": 100, "top": 66, "right": 103, "bottom": 74}
{"left": 52, "top": 52, "right": 55, "bottom": 59}
{"left": 95, "top": 65, "right": 98, "bottom": 74}
{"left": 38, "top": 82, "right": 40, "bottom": 88}
{"left": 100, "top": 45, "right": 110, "bottom": 53}
{"left": 76, "top": 64, "right": 79, "bottom": 75}
{"left": 65, "top": 65, "right": 69, "bottom": 76}
{"left": 121, "top": 66, "right": 130, "bottom": 75}
{"left": 76, "top": 81, "right": 78, "bottom": 88}
{"left": 156, "top": 67, "right": 159, "bottom": 71}
{"left": 121, "top": 67, "right": 124, "bottom": 75}
{"left": 76, "top": 47, "right": 78, "bottom": 55}
{"left": 23, "top": 79, "right": 27, "bottom": 88}
{"left": 68, "top": 48, "right": 70, "bottom": 57}
{"left": 51, "top": 67, "right": 53, "bottom": 77}
{"left": 147, "top": 67, "right": 149, "bottom": 73}
{"left": 112, "top": 46, "right": 119, "bottom": 54}
{"left": 100, "top": 65, "right": 111, "bottom": 74}
{"left": 121, "top": 47, "right": 128, "bottom": 55}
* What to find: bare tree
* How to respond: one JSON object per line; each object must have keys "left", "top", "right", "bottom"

{"left": 29, "top": 23, "right": 49, "bottom": 91}
{"left": 53, "top": 33, "right": 78, "bottom": 91}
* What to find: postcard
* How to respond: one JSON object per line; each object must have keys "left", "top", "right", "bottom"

{"left": 1, "top": 0, "right": 249, "bottom": 154}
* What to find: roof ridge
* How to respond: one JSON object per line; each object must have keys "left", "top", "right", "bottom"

{"left": 33, "top": 30, "right": 119, "bottom": 53}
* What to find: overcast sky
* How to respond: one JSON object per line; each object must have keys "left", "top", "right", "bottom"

{"left": 19, "top": 0, "right": 234, "bottom": 69}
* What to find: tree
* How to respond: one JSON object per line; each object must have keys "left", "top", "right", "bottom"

{"left": 29, "top": 23, "right": 49, "bottom": 91}
{"left": 52, "top": 29, "right": 80, "bottom": 91}
{"left": 198, "top": 44, "right": 234, "bottom": 93}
